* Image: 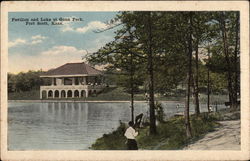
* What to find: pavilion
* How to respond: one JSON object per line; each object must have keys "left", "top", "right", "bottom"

{"left": 40, "top": 62, "right": 105, "bottom": 99}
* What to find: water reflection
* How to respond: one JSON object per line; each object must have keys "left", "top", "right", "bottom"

{"left": 8, "top": 102, "right": 227, "bottom": 150}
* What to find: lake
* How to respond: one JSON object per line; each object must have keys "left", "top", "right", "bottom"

{"left": 8, "top": 101, "right": 227, "bottom": 150}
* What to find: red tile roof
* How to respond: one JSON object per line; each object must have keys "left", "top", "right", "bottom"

{"left": 41, "top": 62, "right": 102, "bottom": 77}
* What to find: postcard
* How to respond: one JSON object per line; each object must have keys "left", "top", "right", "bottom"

{"left": 1, "top": 1, "right": 249, "bottom": 161}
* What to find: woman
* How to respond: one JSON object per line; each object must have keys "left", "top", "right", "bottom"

{"left": 124, "top": 121, "right": 138, "bottom": 150}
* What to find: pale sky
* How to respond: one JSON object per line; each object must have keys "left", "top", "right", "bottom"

{"left": 8, "top": 12, "right": 118, "bottom": 73}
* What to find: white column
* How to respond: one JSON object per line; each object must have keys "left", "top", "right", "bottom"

{"left": 59, "top": 90, "right": 61, "bottom": 98}
{"left": 52, "top": 90, "right": 55, "bottom": 98}
{"left": 86, "top": 90, "right": 88, "bottom": 97}
{"left": 83, "top": 77, "right": 87, "bottom": 85}
{"left": 62, "top": 78, "right": 65, "bottom": 85}
{"left": 72, "top": 90, "right": 75, "bottom": 98}
{"left": 51, "top": 78, "right": 54, "bottom": 86}
{"left": 40, "top": 90, "right": 42, "bottom": 99}
{"left": 65, "top": 90, "right": 68, "bottom": 98}
{"left": 72, "top": 77, "right": 75, "bottom": 85}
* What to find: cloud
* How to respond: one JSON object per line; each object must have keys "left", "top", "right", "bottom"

{"left": 31, "top": 39, "right": 43, "bottom": 45}
{"left": 9, "top": 45, "right": 87, "bottom": 73}
{"left": 41, "top": 45, "right": 87, "bottom": 56}
{"left": 61, "top": 24, "right": 74, "bottom": 32}
{"left": 76, "top": 21, "right": 107, "bottom": 33}
{"left": 59, "top": 16, "right": 78, "bottom": 32}
{"left": 9, "top": 38, "right": 27, "bottom": 48}
{"left": 61, "top": 21, "right": 107, "bottom": 34}
{"left": 31, "top": 34, "right": 47, "bottom": 44}
{"left": 31, "top": 35, "right": 46, "bottom": 40}
{"left": 9, "top": 35, "right": 47, "bottom": 48}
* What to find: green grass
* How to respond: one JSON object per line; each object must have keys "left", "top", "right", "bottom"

{"left": 91, "top": 113, "right": 221, "bottom": 150}
{"left": 91, "top": 122, "right": 127, "bottom": 150}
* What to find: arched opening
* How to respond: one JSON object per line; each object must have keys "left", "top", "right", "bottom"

{"left": 81, "top": 90, "right": 86, "bottom": 97}
{"left": 61, "top": 90, "right": 66, "bottom": 98}
{"left": 54, "top": 90, "right": 59, "bottom": 98}
{"left": 74, "top": 90, "right": 79, "bottom": 97}
{"left": 42, "top": 90, "right": 47, "bottom": 99}
{"left": 67, "top": 90, "right": 72, "bottom": 98}
{"left": 48, "top": 90, "right": 53, "bottom": 98}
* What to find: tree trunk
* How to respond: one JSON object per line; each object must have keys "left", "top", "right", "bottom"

{"left": 147, "top": 12, "right": 157, "bottom": 135}
{"left": 130, "top": 53, "right": 134, "bottom": 123}
{"left": 233, "top": 12, "right": 240, "bottom": 109}
{"left": 194, "top": 39, "right": 200, "bottom": 115}
{"left": 184, "top": 12, "right": 193, "bottom": 138}
{"left": 207, "top": 48, "right": 211, "bottom": 112}
{"left": 220, "top": 12, "right": 236, "bottom": 109}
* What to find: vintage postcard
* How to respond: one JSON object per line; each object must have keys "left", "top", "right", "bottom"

{"left": 1, "top": 1, "right": 249, "bottom": 161}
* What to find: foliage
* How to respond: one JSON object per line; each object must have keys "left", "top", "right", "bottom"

{"left": 155, "top": 102, "right": 165, "bottom": 123}
{"left": 8, "top": 70, "right": 47, "bottom": 93}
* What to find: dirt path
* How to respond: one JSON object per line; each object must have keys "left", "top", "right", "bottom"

{"left": 184, "top": 120, "right": 240, "bottom": 150}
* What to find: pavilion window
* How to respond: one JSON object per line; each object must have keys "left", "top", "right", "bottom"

{"left": 75, "top": 77, "right": 79, "bottom": 85}
{"left": 64, "top": 78, "right": 73, "bottom": 85}
{"left": 86, "top": 77, "right": 88, "bottom": 85}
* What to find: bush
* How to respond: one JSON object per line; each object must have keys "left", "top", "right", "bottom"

{"left": 155, "top": 102, "right": 165, "bottom": 123}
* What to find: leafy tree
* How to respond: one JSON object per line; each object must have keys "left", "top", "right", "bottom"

{"left": 8, "top": 70, "right": 46, "bottom": 92}
{"left": 88, "top": 13, "right": 145, "bottom": 123}
{"left": 207, "top": 12, "right": 240, "bottom": 108}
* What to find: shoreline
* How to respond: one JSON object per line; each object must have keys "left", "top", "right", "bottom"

{"left": 8, "top": 99, "right": 181, "bottom": 103}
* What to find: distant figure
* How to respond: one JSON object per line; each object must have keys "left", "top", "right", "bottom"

{"left": 209, "top": 105, "right": 213, "bottom": 112}
{"left": 145, "top": 93, "right": 149, "bottom": 101}
{"left": 124, "top": 121, "right": 138, "bottom": 150}
{"left": 176, "top": 104, "right": 180, "bottom": 112}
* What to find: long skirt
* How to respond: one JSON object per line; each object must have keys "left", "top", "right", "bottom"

{"left": 127, "top": 139, "right": 138, "bottom": 150}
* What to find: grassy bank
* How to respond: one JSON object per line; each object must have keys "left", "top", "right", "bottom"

{"left": 8, "top": 90, "right": 40, "bottom": 100}
{"left": 91, "top": 112, "right": 224, "bottom": 150}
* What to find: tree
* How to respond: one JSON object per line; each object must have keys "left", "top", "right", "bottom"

{"left": 88, "top": 11, "right": 158, "bottom": 134}
{"left": 145, "top": 11, "right": 157, "bottom": 134}
{"left": 88, "top": 15, "right": 145, "bottom": 123}
{"left": 184, "top": 12, "right": 193, "bottom": 138}
{"left": 8, "top": 70, "right": 45, "bottom": 92}
{"left": 208, "top": 12, "right": 240, "bottom": 109}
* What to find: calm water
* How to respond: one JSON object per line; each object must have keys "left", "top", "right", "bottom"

{"left": 8, "top": 102, "right": 226, "bottom": 150}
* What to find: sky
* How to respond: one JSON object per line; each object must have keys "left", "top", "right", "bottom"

{"left": 8, "top": 12, "right": 118, "bottom": 73}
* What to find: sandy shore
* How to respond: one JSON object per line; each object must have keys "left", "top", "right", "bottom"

{"left": 184, "top": 120, "right": 240, "bottom": 150}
